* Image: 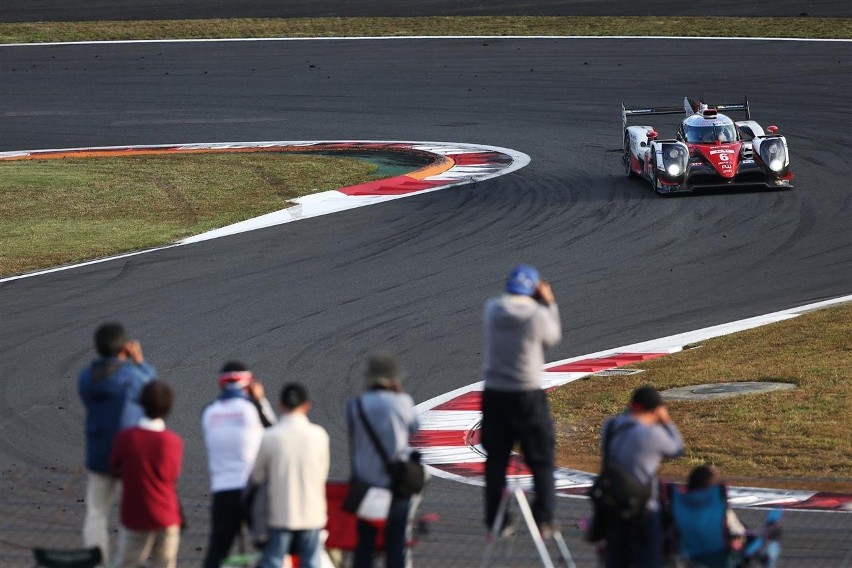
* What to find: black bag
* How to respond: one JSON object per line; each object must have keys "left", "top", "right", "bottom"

{"left": 589, "top": 461, "right": 651, "bottom": 522}
{"left": 587, "top": 421, "right": 652, "bottom": 541}
{"left": 389, "top": 455, "right": 426, "bottom": 498}
{"left": 342, "top": 479, "right": 372, "bottom": 514}
{"left": 354, "top": 397, "right": 426, "bottom": 499}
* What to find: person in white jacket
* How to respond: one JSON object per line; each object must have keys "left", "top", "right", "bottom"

{"left": 251, "top": 383, "right": 330, "bottom": 568}
{"left": 201, "top": 362, "right": 276, "bottom": 568}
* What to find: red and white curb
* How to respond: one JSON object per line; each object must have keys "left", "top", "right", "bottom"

{"left": 412, "top": 295, "right": 852, "bottom": 512}
{"left": 0, "top": 140, "right": 529, "bottom": 282}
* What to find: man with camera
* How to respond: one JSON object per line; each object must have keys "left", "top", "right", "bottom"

{"left": 201, "top": 361, "right": 277, "bottom": 568}
{"left": 78, "top": 322, "right": 157, "bottom": 565}
{"left": 481, "top": 264, "right": 562, "bottom": 538}
{"left": 598, "top": 385, "right": 683, "bottom": 568}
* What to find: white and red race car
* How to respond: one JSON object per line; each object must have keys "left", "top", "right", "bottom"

{"left": 622, "top": 97, "right": 793, "bottom": 194}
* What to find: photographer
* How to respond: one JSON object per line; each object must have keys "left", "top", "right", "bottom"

{"left": 599, "top": 385, "right": 683, "bottom": 568}
{"left": 78, "top": 322, "right": 157, "bottom": 565}
{"left": 481, "top": 265, "right": 562, "bottom": 538}
{"left": 201, "top": 362, "right": 277, "bottom": 568}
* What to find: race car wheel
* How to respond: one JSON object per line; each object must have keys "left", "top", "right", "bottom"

{"left": 650, "top": 158, "right": 664, "bottom": 195}
{"left": 624, "top": 143, "right": 638, "bottom": 179}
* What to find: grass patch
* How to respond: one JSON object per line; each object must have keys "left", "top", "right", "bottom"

{"left": 0, "top": 153, "right": 379, "bottom": 276}
{"left": 1, "top": 16, "right": 851, "bottom": 44}
{"left": 549, "top": 303, "right": 852, "bottom": 492}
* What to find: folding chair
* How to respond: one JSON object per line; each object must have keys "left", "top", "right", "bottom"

{"left": 324, "top": 481, "right": 436, "bottom": 568}
{"left": 32, "top": 547, "right": 102, "bottom": 568}
{"left": 669, "top": 484, "right": 737, "bottom": 568}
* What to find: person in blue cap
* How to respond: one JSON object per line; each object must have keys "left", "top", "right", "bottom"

{"left": 481, "top": 264, "right": 562, "bottom": 538}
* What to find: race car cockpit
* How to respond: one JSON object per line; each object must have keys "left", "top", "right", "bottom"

{"left": 681, "top": 113, "right": 738, "bottom": 144}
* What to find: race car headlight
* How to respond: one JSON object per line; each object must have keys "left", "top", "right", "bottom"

{"left": 661, "top": 144, "right": 688, "bottom": 178}
{"left": 760, "top": 139, "right": 787, "bottom": 173}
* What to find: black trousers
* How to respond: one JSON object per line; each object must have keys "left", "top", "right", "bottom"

{"left": 203, "top": 489, "right": 245, "bottom": 568}
{"left": 481, "top": 388, "right": 556, "bottom": 530}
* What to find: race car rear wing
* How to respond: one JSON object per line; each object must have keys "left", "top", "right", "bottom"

{"left": 622, "top": 96, "right": 751, "bottom": 130}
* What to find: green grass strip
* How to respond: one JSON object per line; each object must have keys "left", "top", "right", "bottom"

{"left": 0, "top": 153, "right": 379, "bottom": 276}
{"left": 550, "top": 302, "right": 852, "bottom": 492}
{"left": 1, "top": 16, "right": 850, "bottom": 44}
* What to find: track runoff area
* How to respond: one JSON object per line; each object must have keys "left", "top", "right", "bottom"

{"left": 3, "top": 138, "right": 850, "bottom": 512}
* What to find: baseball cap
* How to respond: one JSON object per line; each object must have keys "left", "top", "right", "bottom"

{"left": 506, "top": 264, "right": 540, "bottom": 296}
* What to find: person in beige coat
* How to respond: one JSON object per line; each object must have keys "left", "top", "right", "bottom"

{"left": 250, "top": 383, "right": 329, "bottom": 568}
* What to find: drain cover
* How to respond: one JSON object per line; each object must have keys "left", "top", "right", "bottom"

{"left": 593, "top": 368, "right": 645, "bottom": 377}
{"left": 662, "top": 381, "right": 795, "bottom": 401}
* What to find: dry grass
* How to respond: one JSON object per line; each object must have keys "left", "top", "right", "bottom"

{"left": 549, "top": 303, "right": 852, "bottom": 492}
{"left": 0, "top": 153, "right": 378, "bottom": 276}
{"left": 1, "top": 16, "right": 850, "bottom": 44}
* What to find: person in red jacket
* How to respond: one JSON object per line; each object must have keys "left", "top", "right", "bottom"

{"left": 111, "top": 380, "right": 183, "bottom": 568}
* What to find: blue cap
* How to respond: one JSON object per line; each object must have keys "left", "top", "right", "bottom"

{"left": 506, "top": 264, "right": 540, "bottom": 296}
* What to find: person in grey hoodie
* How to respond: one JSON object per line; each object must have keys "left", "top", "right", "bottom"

{"left": 481, "top": 264, "right": 562, "bottom": 536}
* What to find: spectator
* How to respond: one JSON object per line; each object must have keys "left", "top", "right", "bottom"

{"left": 600, "top": 385, "right": 684, "bottom": 568}
{"left": 250, "top": 383, "right": 329, "bottom": 568}
{"left": 78, "top": 322, "right": 156, "bottom": 564}
{"left": 110, "top": 380, "right": 183, "bottom": 568}
{"left": 481, "top": 265, "right": 561, "bottom": 536}
{"left": 201, "top": 361, "right": 277, "bottom": 568}
{"left": 681, "top": 465, "right": 746, "bottom": 553}
{"left": 347, "top": 353, "right": 420, "bottom": 568}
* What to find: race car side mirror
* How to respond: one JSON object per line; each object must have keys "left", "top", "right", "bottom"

{"left": 767, "top": 125, "right": 778, "bottom": 134}
{"left": 648, "top": 130, "right": 658, "bottom": 140}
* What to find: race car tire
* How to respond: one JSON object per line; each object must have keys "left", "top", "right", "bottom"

{"left": 624, "top": 142, "right": 639, "bottom": 179}
{"left": 650, "top": 158, "right": 664, "bottom": 196}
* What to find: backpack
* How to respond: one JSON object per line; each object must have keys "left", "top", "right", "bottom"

{"left": 587, "top": 420, "right": 652, "bottom": 541}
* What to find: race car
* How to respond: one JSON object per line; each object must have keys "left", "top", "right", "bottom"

{"left": 622, "top": 97, "right": 793, "bottom": 194}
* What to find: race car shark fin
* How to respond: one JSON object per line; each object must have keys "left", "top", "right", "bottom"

{"left": 685, "top": 97, "right": 701, "bottom": 115}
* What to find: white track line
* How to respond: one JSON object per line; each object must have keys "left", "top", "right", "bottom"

{"left": 2, "top": 36, "right": 851, "bottom": 48}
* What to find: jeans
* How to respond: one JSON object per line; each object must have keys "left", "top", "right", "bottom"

{"left": 258, "top": 527, "right": 321, "bottom": 568}
{"left": 82, "top": 471, "right": 120, "bottom": 565}
{"left": 354, "top": 496, "right": 411, "bottom": 568}
{"left": 203, "top": 489, "right": 244, "bottom": 568}
{"left": 481, "top": 389, "right": 555, "bottom": 530}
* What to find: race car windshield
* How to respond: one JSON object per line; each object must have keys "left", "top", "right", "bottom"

{"left": 685, "top": 124, "right": 737, "bottom": 144}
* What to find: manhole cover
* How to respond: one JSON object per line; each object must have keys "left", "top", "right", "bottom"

{"left": 661, "top": 381, "right": 796, "bottom": 401}
{"left": 593, "top": 368, "right": 645, "bottom": 377}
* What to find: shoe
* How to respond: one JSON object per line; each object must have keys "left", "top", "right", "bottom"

{"left": 498, "top": 522, "right": 518, "bottom": 538}
{"left": 485, "top": 516, "right": 517, "bottom": 540}
{"left": 538, "top": 522, "right": 558, "bottom": 540}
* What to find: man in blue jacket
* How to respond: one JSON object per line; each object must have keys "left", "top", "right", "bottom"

{"left": 78, "top": 322, "right": 156, "bottom": 564}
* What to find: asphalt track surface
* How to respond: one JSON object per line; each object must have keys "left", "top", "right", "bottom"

{"left": 2, "top": 0, "right": 850, "bottom": 22}
{"left": 2, "top": 12, "right": 852, "bottom": 568}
